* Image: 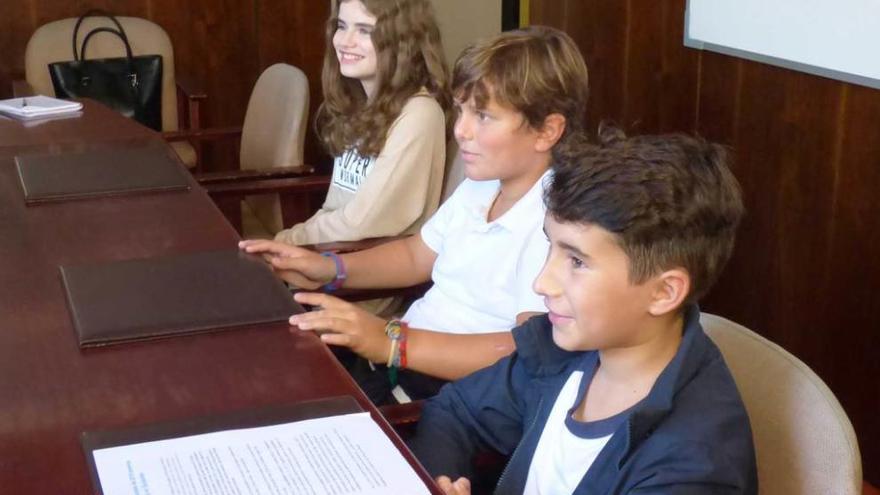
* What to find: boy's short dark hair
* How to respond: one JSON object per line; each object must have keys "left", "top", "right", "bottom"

{"left": 546, "top": 125, "right": 745, "bottom": 305}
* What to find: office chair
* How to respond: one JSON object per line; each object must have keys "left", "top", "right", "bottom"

{"left": 700, "top": 313, "right": 863, "bottom": 495}
{"left": 20, "top": 16, "right": 203, "bottom": 169}
{"left": 238, "top": 63, "right": 310, "bottom": 237}
{"left": 170, "top": 63, "right": 312, "bottom": 237}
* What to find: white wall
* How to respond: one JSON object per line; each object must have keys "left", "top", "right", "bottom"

{"left": 685, "top": 0, "right": 880, "bottom": 89}
{"left": 431, "top": 0, "right": 502, "bottom": 65}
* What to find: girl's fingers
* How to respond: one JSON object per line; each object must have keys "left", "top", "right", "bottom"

{"left": 318, "top": 332, "right": 352, "bottom": 347}
{"left": 290, "top": 315, "right": 351, "bottom": 333}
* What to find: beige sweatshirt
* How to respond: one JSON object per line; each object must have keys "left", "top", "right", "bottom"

{"left": 275, "top": 93, "right": 446, "bottom": 245}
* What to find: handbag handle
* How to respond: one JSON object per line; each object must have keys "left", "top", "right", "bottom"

{"left": 71, "top": 9, "right": 132, "bottom": 62}
{"left": 79, "top": 27, "right": 135, "bottom": 62}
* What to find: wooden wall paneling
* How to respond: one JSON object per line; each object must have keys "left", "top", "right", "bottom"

{"left": 826, "top": 83, "right": 880, "bottom": 482}
{"left": 525, "top": 0, "right": 563, "bottom": 31}
{"left": 156, "top": 0, "right": 260, "bottom": 170}
{"left": 622, "top": 0, "right": 698, "bottom": 133}
{"left": 709, "top": 63, "right": 843, "bottom": 353}
{"left": 255, "top": 0, "right": 330, "bottom": 168}
{"left": 530, "top": 0, "right": 628, "bottom": 134}
{"left": 694, "top": 51, "right": 743, "bottom": 143}
{"left": 0, "top": 0, "right": 34, "bottom": 98}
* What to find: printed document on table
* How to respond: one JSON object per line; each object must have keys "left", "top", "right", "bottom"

{"left": 92, "top": 412, "right": 430, "bottom": 495}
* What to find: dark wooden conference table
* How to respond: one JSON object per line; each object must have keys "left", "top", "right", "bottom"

{"left": 0, "top": 100, "right": 441, "bottom": 494}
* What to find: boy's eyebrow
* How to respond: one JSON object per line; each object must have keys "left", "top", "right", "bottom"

{"left": 557, "top": 240, "right": 590, "bottom": 259}
{"left": 544, "top": 225, "right": 592, "bottom": 259}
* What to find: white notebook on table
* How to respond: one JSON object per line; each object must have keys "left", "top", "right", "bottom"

{"left": 0, "top": 95, "right": 83, "bottom": 120}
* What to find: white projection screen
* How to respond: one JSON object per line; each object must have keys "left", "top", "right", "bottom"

{"left": 684, "top": 0, "right": 880, "bottom": 89}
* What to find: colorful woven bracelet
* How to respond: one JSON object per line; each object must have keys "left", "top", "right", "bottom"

{"left": 319, "top": 251, "right": 346, "bottom": 292}
{"left": 399, "top": 324, "right": 409, "bottom": 369}
{"left": 385, "top": 319, "right": 407, "bottom": 386}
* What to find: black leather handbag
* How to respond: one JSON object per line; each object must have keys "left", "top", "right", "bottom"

{"left": 48, "top": 10, "right": 163, "bottom": 131}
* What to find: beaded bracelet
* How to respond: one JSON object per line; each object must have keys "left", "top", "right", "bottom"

{"left": 319, "top": 251, "right": 346, "bottom": 292}
{"left": 385, "top": 319, "right": 409, "bottom": 387}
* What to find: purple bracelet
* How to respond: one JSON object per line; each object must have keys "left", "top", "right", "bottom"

{"left": 320, "top": 252, "right": 347, "bottom": 292}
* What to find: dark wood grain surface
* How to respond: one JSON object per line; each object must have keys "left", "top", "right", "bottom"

{"left": 533, "top": 0, "right": 880, "bottom": 484}
{"left": 0, "top": 100, "right": 440, "bottom": 494}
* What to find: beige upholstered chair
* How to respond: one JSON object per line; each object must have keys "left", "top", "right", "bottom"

{"left": 22, "top": 16, "right": 201, "bottom": 168}
{"left": 180, "top": 63, "right": 312, "bottom": 236}
{"left": 700, "top": 313, "right": 862, "bottom": 495}
{"left": 238, "top": 63, "right": 311, "bottom": 237}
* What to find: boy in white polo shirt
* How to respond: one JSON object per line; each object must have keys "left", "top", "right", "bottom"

{"left": 240, "top": 26, "right": 590, "bottom": 404}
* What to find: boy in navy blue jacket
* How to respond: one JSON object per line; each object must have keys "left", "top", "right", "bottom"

{"left": 410, "top": 127, "right": 757, "bottom": 494}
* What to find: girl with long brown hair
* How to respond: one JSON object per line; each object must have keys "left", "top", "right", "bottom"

{"left": 274, "top": 0, "right": 450, "bottom": 245}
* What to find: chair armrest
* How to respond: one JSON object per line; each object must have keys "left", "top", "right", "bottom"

{"left": 379, "top": 401, "right": 425, "bottom": 427}
{"left": 12, "top": 80, "right": 35, "bottom": 98}
{"left": 164, "top": 126, "right": 242, "bottom": 143}
{"left": 202, "top": 174, "right": 331, "bottom": 197}
{"left": 175, "top": 73, "right": 207, "bottom": 101}
{"left": 174, "top": 74, "right": 206, "bottom": 169}
{"left": 195, "top": 166, "right": 316, "bottom": 185}
{"left": 305, "top": 235, "right": 412, "bottom": 254}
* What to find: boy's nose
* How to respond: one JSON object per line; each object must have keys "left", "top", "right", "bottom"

{"left": 532, "top": 258, "right": 559, "bottom": 298}
{"left": 453, "top": 115, "right": 472, "bottom": 143}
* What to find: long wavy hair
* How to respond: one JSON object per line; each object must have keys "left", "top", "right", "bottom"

{"left": 317, "top": 0, "right": 451, "bottom": 158}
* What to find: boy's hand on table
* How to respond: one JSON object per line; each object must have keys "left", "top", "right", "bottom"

{"left": 290, "top": 292, "right": 390, "bottom": 364}
{"left": 238, "top": 239, "right": 335, "bottom": 289}
{"left": 436, "top": 476, "right": 471, "bottom": 495}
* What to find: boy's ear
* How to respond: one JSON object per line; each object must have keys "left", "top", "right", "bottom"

{"left": 534, "top": 113, "right": 567, "bottom": 152}
{"left": 647, "top": 268, "right": 690, "bottom": 316}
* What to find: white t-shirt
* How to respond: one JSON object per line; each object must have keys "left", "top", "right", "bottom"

{"left": 402, "top": 170, "right": 551, "bottom": 334}
{"left": 524, "top": 361, "right": 631, "bottom": 495}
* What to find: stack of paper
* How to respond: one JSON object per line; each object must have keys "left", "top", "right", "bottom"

{"left": 89, "top": 412, "right": 432, "bottom": 495}
{"left": 0, "top": 95, "right": 83, "bottom": 120}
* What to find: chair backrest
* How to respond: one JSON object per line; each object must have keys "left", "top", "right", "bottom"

{"left": 25, "top": 16, "right": 179, "bottom": 132}
{"left": 240, "top": 63, "right": 309, "bottom": 172}
{"left": 700, "top": 313, "right": 862, "bottom": 495}
{"left": 240, "top": 63, "right": 310, "bottom": 235}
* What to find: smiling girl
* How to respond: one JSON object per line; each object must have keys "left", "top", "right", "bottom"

{"left": 273, "top": 0, "right": 450, "bottom": 245}
{"left": 242, "top": 26, "right": 589, "bottom": 404}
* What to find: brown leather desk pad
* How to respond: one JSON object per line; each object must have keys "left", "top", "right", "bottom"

{"left": 15, "top": 142, "right": 189, "bottom": 204}
{"left": 60, "top": 249, "right": 303, "bottom": 347}
{"left": 81, "top": 396, "right": 363, "bottom": 495}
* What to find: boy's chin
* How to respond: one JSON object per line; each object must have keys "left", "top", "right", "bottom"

{"left": 551, "top": 325, "right": 595, "bottom": 352}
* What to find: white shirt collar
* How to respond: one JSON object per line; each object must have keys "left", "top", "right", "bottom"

{"left": 465, "top": 169, "right": 551, "bottom": 232}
